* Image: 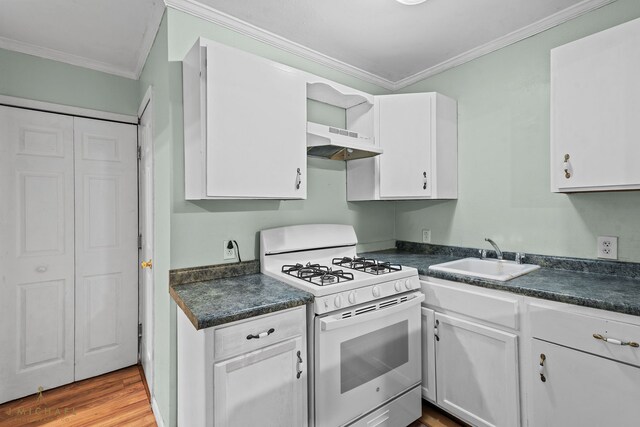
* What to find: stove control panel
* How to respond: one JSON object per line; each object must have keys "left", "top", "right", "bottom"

{"left": 314, "top": 275, "right": 420, "bottom": 314}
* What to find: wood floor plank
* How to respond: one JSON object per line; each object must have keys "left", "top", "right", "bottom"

{"left": 0, "top": 365, "right": 156, "bottom": 427}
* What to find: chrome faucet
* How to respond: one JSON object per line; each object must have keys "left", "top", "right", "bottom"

{"left": 484, "top": 238, "right": 503, "bottom": 260}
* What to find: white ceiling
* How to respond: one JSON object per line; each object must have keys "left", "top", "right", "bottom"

{"left": 0, "top": 0, "right": 614, "bottom": 87}
{"left": 0, "top": 0, "right": 165, "bottom": 79}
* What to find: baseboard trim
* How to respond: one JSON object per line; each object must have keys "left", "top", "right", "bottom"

{"left": 151, "top": 397, "right": 165, "bottom": 427}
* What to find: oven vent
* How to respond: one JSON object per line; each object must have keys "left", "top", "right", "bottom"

{"left": 355, "top": 305, "right": 376, "bottom": 315}
{"left": 400, "top": 296, "right": 408, "bottom": 303}
{"left": 342, "top": 312, "right": 353, "bottom": 319}
{"left": 379, "top": 299, "right": 399, "bottom": 309}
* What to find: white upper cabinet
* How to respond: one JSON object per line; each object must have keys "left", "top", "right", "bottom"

{"left": 347, "top": 92, "right": 457, "bottom": 200}
{"left": 551, "top": 17, "right": 640, "bottom": 192}
{"left": 183, "top": 39, "right": 307, "bottom": 199}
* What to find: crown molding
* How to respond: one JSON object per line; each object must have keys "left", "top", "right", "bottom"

{"left": 0, "top": 35, "right": 138, "bottom": 80}
{"left": 394, "top": 0, "right": 617, "bottom": 89}
{"left": 166, "top": 0, "right": 616, "bottom": 91}
{"left": 164, "top": 0, "right": 397, "bottom": 90}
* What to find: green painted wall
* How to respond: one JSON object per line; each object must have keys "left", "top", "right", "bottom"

{"left": 138, "top": 13, "right": 177, "bottom": 427}
{"left": 395, "top": 0, "right": 640, "bottom": 262}
{"left": 166, "top": 8, "right": 395, "bottom": 270}
{"left": 0, "top": 47, "right": 138, "bottom": 115}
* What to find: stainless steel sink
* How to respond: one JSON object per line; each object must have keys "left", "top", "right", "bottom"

{"left": 429, "top": 257, "right": 540, "bottom": 282}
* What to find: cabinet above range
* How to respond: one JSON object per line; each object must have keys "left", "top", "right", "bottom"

{"left": 182, "top": 37, "right": 458, "bottom": 200}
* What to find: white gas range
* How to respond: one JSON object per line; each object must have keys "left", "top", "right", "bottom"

{"left": 261, "top": 224, "right": 423, "bottom": 427}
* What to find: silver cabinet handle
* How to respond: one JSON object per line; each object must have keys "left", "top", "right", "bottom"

{"left": 539, "top": 353, "right": 546, "bottom": 382}
{"left": 296, "top": 350, "right": 303, "bottom": 379}
{"left": 434, "top": 319, "right": 439, "bottom": 342}
{"left": 593, "top": 333, "right": 639, "bottom": 348}
{"left": 35, "top": 266, "right": 48, "bottom": 273}
{"left": 563, "top": 154, "right": 571, "bottom": 179}
{"left": 423, "top": 171, "right": 427, "bottom": 190}
{"left": 296, "top": 168, "right": 302, "bottom": 190}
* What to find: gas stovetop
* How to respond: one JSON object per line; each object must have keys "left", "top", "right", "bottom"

{"left": 332, "top": 257, "right": 402, "bottom": 275}
{"left": 282, "top": 263, "right": 355, "bottom": 286}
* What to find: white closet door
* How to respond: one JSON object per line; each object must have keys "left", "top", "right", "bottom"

{"left": 73, "top": 117, "right": 138, "bottom": 380}
{"left": 0, "top": 106, "right": 75, "bottom": 403}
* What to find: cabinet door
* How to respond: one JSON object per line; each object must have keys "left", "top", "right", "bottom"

{"left": 213, "top": 337, "right": 306, "bottom": 427}
{"left": 0, "top": 106, "right": 75, "bottom": 403}
{"left": 435, "top": 313, "right": 520, "bottom": 427}
{"left": 551, "top": 17, "right": 640, "bottom": 192}
{"left": 531, "top": 339, "right": 640, "bottom": 426}
{"left": 421, "top": 307, "right": 436, "bottom": 402}
{"left": 377, "top": 93, "right": 431, "bottom": 198}
{"left": 206, "top": 43, "right": 307, "bottom": 199}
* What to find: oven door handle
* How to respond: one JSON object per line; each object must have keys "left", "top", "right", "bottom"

{"left": 320, "top": 292, "right": 424, "bottom": 332}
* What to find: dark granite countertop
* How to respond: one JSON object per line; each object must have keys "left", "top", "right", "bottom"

{"left": 170, "top": 271, "right": 313, "bottom": 330}
{"left": 361, "top": 246, "right": 640, "bottom": 317}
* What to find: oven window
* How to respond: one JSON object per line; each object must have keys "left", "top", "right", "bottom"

{"left": 340, "top": 320, "right": 408, "bottom": 394}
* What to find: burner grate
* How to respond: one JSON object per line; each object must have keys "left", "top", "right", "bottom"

{"left": 331, "top": 257, "right": 402, "bottom": 275}
{"left": 282, "top": 262, "right": 354, "bottom": 286}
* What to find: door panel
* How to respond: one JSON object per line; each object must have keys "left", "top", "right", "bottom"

{"left": 435, "top": 313, "right": 520, "bottom": 427}
{"left": 530, "top": 339, "right": 640, "bottom": 426}
{"left": 74, "top": 117, "right": 138, "bottom": 380}
{"left": 0, "top": 106, "right": 75, "bottom": 403}
{"left": 378, "top": 94, "right": 431, "bottom": 198}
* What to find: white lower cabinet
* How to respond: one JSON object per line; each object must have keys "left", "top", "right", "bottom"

{"left": 530, "top": 339, "right": 640, "bottom": 426}
{"left": 421, "top": 279, "right": 521, "bottom": 427}
{"left": 177, "top": 306, "right": 307, "bottom": 427}
{"left": 213, "top": 336, "right": 305, "bottom": 427}
{"left": 434, "top": 314, "right": 519, "bottom": 427}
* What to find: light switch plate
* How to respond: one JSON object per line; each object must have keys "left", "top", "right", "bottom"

{"left": 597, "top": 236, "right": 618, "bottom": 260}
{"left": 422, "top": 229, "right": 431, "bottom": 243}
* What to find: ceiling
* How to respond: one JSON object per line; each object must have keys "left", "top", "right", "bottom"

{"left": 0, "top": 0, "right": 614, "bottom": 87}
{"left": 0, "top": 0, "right": 165, "bottom": 79}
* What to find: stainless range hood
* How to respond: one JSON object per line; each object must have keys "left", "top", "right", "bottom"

{"left": 306, "top": 122, "right": 382, "bottom": 160}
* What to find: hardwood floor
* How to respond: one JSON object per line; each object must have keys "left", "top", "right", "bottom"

{"left": 0, "top": 367, "right": 463, "bottom": 427}
{"left": 410, "top": 400, "right": 470, "bottom": 427}
{"left": 0, "top": 365, "right": 156, "bottom": 427}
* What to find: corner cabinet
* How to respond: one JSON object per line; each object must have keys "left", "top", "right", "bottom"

{"left": 347, "top": 93, "right": 457, "bottom": 201}
{"left": 550, "top": 17, "right": 640, "bottom": 192}
{"left": 183, "top": 38, "right": 307, "bottom": 199}
{"left": 177, "top": 306, "right": 308, "bottom": 427}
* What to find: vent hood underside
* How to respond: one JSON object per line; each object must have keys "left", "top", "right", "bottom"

{"left": 307, "top": 122, "right": 382, "bottom": 161}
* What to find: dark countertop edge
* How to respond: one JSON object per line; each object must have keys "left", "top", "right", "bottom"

{"left": 170, "top": 284, "right": 312, "bottom": 330}
{"left": 423, "top": 271, "right": 639, "bottom": 317}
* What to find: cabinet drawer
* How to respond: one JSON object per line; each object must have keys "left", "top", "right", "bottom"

{"left": 214, "top": 307, "right": 305, "bottom": 361}
{"left": 422, "top": 280, "right": 519, "bottom": 330}
{"left": 529, "top": 303, "right": 640, "bottom": 367}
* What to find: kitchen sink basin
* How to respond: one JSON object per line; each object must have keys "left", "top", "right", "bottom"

{"left": 429, "top": 257, "right": 540, "bottom": 282}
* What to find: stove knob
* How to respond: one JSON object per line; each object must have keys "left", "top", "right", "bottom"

{"left": 334, "top": 294, "right": 343, "bottom": 308}
{"left": 372, "top": 286, "right": 381, "bottom": 297}
{"left": 405, "top": 279, "right": 412, "bottom": 290}
{"left": 394, "top": 281, "right": 402, "bottom": 292}
{"left": 348, "top": 291, "right": 357, "bottom": 304}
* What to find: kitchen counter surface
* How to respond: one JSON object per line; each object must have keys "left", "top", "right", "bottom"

{"left": 361, "top": 247, "right": 640, "bottom": 317}
{"left": 170, "top": 272, "right": 313, "bottom": 330}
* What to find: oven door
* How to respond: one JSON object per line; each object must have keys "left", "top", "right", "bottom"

{"left": 314, "top": 291, "right": 424, "bottom": 427}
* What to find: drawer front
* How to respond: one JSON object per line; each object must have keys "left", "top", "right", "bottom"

{"left": 421, "top": 280, "right": 519, "bottom": 330}
{"left": 214, "top": 307, "right": 305, "bottom": 361}
{"left": 529, "top": 302, "right": 640, "bottom": 367}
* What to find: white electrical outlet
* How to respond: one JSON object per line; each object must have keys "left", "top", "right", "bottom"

{"left": 223, "top": 240, "right": 236, "bottom": 260}
{"left": 597, "top": 236, "right": 618, "bottom": 260}
{"left": 422, "top": 229, "right": 431, "bottom": 243}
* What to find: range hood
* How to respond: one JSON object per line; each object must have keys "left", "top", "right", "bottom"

{"left": 306, "top": 122, "right": 382, "bottom": 160}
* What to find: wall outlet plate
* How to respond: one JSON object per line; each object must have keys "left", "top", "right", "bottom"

{"left": 597, "top": 236, "right": 618, "bottom": 260}
{"left": 223, "top": 241, "right": 236, "bottom": 260}
{"left": 422, "top": 229, "right": 431, "bottom": 243}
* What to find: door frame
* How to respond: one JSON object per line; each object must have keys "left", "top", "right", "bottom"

{"left": 138, "top": 85, "right": 155, "bottom": 394}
